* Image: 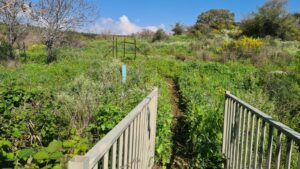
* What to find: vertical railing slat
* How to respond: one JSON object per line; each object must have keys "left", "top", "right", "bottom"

{"left": 238, "top": 107, "right": 246, "bottom": 169}
{"left": 266, "top": 126, "right": 274, "bottom": 169}
{"left": 222, "top": 95, "right": 229, "bottom": 155}
{"left": 226, "top": 98, "right": 232, "bottom": 169}
{"left": 275, "top": 131, "right": 282, "bottom": 169}
{"left": 149, "top": 94, "right": 158, "bottom": 169}
{"left": 248, "top": 112, "right": 255, "bottom": 169}
{"left": 112, "top": 142, "right": 117, "bottom": 169}
{"left": 253, "top": 116, "right": 260, "bottom": 169}
{"left": 145, "top": 105, "right": 150, "bottom": 168}
{"left": 92, "top": 163, "right": 98, "bottom": 169}
{"left": 234, "top": 104, "right": 242, "bottom": 169}
{"left": 146, "top": 106, "right": 150, "bottom": 169}
{"left": 128, "top": 123, "right": 133, "bottom": 169}
{"left": 137, "top": 113, "right": 142, "bottom": 169}
{"left": 139, "top": 109, "right": 144, "bottom": 169}
{"left": 141, "top": 107, "right": 146, "bottom": 169}
{"left": 258, "top": 121, "right": 266, "bottom": 169}
{"left": 118, "top": 134, "right": 124, "bottom": 169}
{"left": 102, "top": 151, "right": 109, "bottom": 169}
{"left": 285, "top": 138, "right": 293, "bottom": 169}
{"left": 230, "top": 100, "right": 236, "bottom": 168}
{"left": 243, "top": 109, "right": 250, "bottom": 169}
{"left": 135, "top": 116, "right": 140, "bottom": 168}
{"left": 124, "top": 128, "right": 129, "bottom": 169}
{"left": 132, "top": 119, "right": 137, "bottom": 169}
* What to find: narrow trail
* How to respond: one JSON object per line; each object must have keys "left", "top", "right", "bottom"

{"left": 166, "top": 78, "right": 189, "bottom": 169}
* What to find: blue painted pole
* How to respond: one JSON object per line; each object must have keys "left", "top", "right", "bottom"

{"left": 122, "top": 64, "right": 126, "bottom": 83}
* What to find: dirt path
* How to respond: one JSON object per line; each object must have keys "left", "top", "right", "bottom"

{"left": 166, "top": 78, "right": 189, "bottom": 169}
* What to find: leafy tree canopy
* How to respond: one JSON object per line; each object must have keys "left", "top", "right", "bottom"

{"left": 196, "top": 9, "right": 235, "bottom": 30}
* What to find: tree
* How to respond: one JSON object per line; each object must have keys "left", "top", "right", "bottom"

{"left": 0, "top": 0, "right": 30, "bottom": 59}
{"left": 172, "top": 22, "right": 185, "bottom": 35}
{"left": 196, "top": 9, "right": 235, "bottom": 30}
{"left": 33, "top": 0, "right": 93, "bottom": 63}
{"left": 241, "top": 0, "right": 299, "bottom": 40}
{"left": 152, "top": 28, "right": 168, "bottom": 42}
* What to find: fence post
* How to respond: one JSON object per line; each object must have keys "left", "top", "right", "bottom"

{"left": 148, "top": 88, "right": 158, "bottom": 168}
{"left": 134, "top": 38, "right": 137, "bottom": 60}
{"left": 122, "top": 64, "right": 127, "bottom": 83}
{"left": 68, "top": 156, "right": 89, "bottom": 169}
{"left": 222, "top": 91, "right": 230, "bottom": 168}
{"left": 112, "top": 36, "right": 115, "bottom": 58}
{"left": 123, "top": 37, "right": 126, "bottom": 59}
{"left": 116, "top": 37, "right": 118, "bottom": 58}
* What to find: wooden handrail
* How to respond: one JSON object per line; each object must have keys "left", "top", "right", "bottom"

{"left": 226, "top": 92, "right": 300, "bottom": 144}
{"left": 68, "top": 88, "right": 158, "bottom": 169}
{"left": 222, "top": 91, "right": 300, "bottom": 169}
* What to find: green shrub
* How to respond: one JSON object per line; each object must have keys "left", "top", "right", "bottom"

{"left": 152, "top": 29, "right": 169, "bottom": 42}
{"left": 0, "top": 38, "right": 12, "bottom": 60}
{"left": 263, "top": 72, "right": 300, "bottom": 127}
{"left": 172, "top": 23, "right": 185, "bottom": 35}
{"left": 241, "top": 0, "right": 300, "bottom": 40}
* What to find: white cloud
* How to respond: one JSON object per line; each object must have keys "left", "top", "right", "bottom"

{"left": 84, "top": 15, "right": 165, "bottom": 35}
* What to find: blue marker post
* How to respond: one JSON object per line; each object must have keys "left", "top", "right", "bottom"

{"left": 122, "top": 64, "right": 127, "bottom": 83}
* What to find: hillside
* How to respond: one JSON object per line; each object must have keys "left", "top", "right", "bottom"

{"left": 0, "top": 0, "right": 300, "bottom": 168}
{"left": 0, "top": 33, "right": 299, "bottom": 168}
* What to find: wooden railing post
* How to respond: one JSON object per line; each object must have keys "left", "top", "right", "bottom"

{"left": 68, "top": 156, "right": 89, "bottom": 169}
{"left": 148, "top": 87, "right": 158, "bottom": 168}
{"left": 222, "top": 91, "right": 229, "bottom": 155}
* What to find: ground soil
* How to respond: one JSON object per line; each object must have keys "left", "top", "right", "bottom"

{"left": 165, "top": 78, "right": 190, "bottom": 169}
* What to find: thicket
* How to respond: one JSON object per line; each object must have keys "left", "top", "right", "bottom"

{"left": 241, "top": 0, "right": 300, "bottom": 41}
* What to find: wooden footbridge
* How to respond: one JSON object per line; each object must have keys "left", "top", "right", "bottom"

{"left": 68, "top": 89, "right": 300, "bottom": 169}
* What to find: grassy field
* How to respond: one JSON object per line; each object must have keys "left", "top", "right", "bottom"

{"left": 0, "top": 33, "right": 299, "bottom": 168}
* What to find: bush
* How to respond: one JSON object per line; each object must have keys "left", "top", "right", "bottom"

{"left": 152, "top": 29, "right": 169, "bottom": 42}
{"left": 264, "top": 72, "right": 300, "bottom": 120}
{"left": 195, "top": 50, "right": 212, "bottom": 61}
{"left": 172, "top": 23, "right": 185, "bottom": 35}
{"left": 188, "top": 23, "right": 212, "bottom": 37}
{"left": 241, "top": 0, "right": 300, "bottom": 40}
{"left": 139, "top": 42, "right": 153, "bottom": 56}
{"left": 220, "top": 36, "right": 265, "bottom": 60}
{"left": 0, "top": 38, "right": 12, "bottom": 60}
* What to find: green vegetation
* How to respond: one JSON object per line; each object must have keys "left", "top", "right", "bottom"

{"left": 0, "top": 0, "right": 299, "bottom": 168}
{"left": 241, "top": 0, "right": 300, "bottom": 40}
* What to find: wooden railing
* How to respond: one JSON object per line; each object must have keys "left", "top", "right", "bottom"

{"left": 68, "top": 88, "right": 158, "bottom": 169}
{"left": 222, "top": 91, "right": 300, "bottom": 169}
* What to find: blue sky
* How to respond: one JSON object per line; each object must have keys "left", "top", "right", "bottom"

{"left": 88, "top": 0, "right": 300, "bottom": 34}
